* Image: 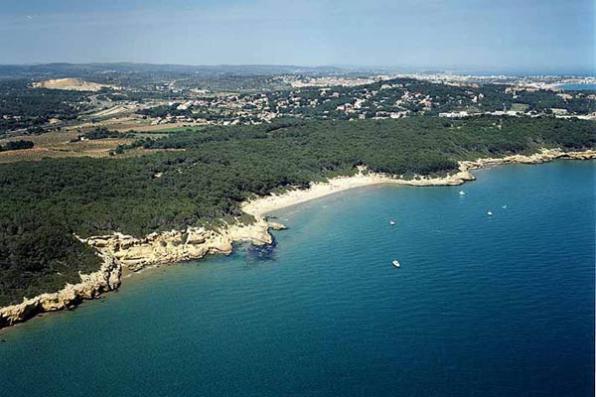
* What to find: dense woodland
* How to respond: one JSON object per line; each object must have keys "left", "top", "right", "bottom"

{"left": 0, "top": 80, "right": 90, "bottom": 134}
{"left": 0, "top": 140, "right": 34, "bottom": 151}
{"left": 0, "top": 116, "right": 594, "bottom": 305}
{"left": 75, "top": 127, "right": 134, "bottom": 141}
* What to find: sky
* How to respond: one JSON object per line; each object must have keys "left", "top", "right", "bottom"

{"left": 0, "top": 0, "right": 593, "bottom": 73}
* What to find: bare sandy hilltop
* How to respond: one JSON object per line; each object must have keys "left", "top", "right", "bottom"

{"left": 32, "top": 78, "right": 118, "bottom": 91}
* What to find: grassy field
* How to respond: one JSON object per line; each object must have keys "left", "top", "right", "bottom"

{"left": 159, "top": 126, "right": 208, "bottom": 133}
{"left": 0, "top": 130, "right": 135, "bottom": 163}
{"left": 511, "top": 103, "right": 530, "bottom": 112}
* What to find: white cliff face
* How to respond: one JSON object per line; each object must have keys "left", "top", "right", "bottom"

{"left": 0, "top": 255, "right": 121, "bottom": 328}
{"left": 460, "top": 148, "right": 596, "bottom": 170}
{"left": 85, "top": 219, "right": 273, "bottom": 271}
{"left": 0, "top": 219, "right": 276, "bottom": 328}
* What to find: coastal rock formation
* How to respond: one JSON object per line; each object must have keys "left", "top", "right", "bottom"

{"left": 85, "top": 219, "right": 275, "bottom": 272}
{"left": 460, "top": 148, "right": 596, "bottom": 171}
{"left": 0, "top": 220, "right": 279, "bottom": 329}
{"left": 266, "top": 221, "right": 287, "bottom": 230}
{"left": 0, "top": 255, "right": 121, "bottom": 328}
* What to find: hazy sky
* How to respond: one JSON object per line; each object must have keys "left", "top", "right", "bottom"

{"left": 0, "top": 0, "right": 593, "bottom": 73}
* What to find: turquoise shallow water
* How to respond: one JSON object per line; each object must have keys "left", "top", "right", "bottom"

{"left": 0, "top": 161, "right": 594, "bottom": 397}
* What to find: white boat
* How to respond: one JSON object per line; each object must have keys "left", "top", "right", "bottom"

{"left": 392, "top": 260, "right": 401, "bottom": 268}
{"left": 487, "top": 211, "right": 493, "bottom": 216}
{"left": 459, "top": 190, "right": 466, "bottom": 196}
{"left": 389, "top": 220, "right": 396, "bottom": 225}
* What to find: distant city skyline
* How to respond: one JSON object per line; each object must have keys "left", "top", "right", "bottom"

{"left": 0, "top": 0, "right": 593, "bottom": 74}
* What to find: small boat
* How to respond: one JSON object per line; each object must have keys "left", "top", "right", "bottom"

{"left": 392, "top": 260, "right": 401, "bottom": 268}
{"left": 459, "top": 190, "right": 466, "bottom": 196}
{"left": 487, "top": 211, "right": 493, "bottom": 216}
{"left": 389, "top": 220, "right": 396, "bottom": 225}
{"left": 502, "top": 205, "right": 508, "bottom": 209}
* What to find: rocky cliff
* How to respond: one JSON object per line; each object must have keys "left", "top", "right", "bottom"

{"left": 460, "top": 148, "right": 596, "bottom": 171}
{"left": 0, "top": 219, "right": 279, "bottom": 328}
{"left": 85, "top": 218, "right": 275, "bottom": 271}
{"left": 0, "top": 255, "right": 121, "bottom": 328}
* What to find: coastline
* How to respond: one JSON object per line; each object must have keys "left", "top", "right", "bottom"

{"left": 1, "top": 148, "right": 594, "bottom": 329}
{"left": 0, "top": 219, "right": 283, "bottom": 329}
{"left": 0, "top": 255, "right": 121, "bottom": 329}
{"left": 242, "top": 148, "right": 596, "bottom": 217}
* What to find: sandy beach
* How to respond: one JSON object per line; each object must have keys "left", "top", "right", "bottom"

{"left": 243, "top": 148, "right": 595, "bottom": 218}
{"left": 241, "top": 169, "right": 472, "bottom": 218}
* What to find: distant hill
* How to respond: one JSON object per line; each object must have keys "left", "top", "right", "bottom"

{"left": 0, "top": 63, "right": 360, "bottom": 80}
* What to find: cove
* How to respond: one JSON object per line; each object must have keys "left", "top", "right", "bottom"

{"left": 0, "top": 160, "right": 594, "bottom": 397}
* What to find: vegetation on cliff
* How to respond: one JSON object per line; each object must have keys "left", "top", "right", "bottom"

{"left": 0, "top": 115, "right": 594, "bottom": 305}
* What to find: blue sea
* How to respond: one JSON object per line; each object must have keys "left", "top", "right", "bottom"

{"left": 0, "top": 161, "right": 594, "bottom": 397}
{"left": 558, "top": 83, "right": 596, "bottom": 91}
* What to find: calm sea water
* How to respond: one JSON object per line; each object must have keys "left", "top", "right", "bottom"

{"left": 1, "top": 161, "right": 594, "bottom": 397}
{"left": 558, "top": 83, "right": 596, "bottom": 91}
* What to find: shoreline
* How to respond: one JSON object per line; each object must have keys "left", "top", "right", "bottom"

{"left": 242, "top": 148, "right": 596, "bottom": 217}
{"left": 1, "top": 148, "right": 594, "bottom": 329}
{"left": 240, "top": 167, "right": 475, "bottom": 218}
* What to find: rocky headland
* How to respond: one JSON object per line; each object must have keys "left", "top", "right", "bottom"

{"left": 0, "top": 255, "right": 121, "bottom": 328}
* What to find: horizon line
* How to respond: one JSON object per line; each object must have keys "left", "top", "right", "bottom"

{"left": 0, "top": 62, "right": 593, "bottom": 77}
